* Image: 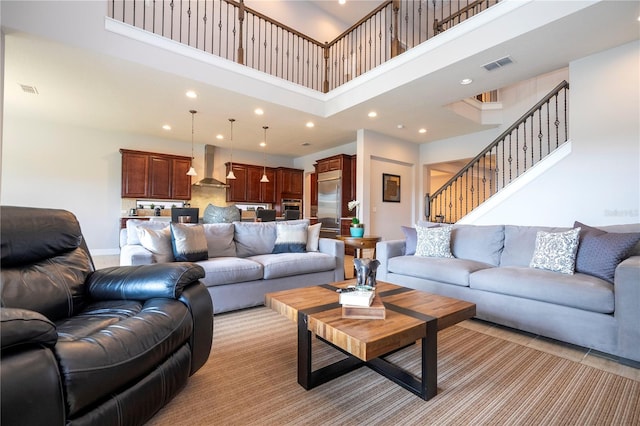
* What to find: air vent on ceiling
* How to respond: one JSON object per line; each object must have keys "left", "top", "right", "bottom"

{"left": 482, "top": 56, "right": 513, "bottom": 71}
{"left": 19, "top": 84, "right": 39, "bottom": 95}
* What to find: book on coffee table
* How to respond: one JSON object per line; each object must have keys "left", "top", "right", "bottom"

{"left": 339, "top": 289, "right": 374, "bottom": 307}
{"left": 342, "top": 293, "right": 386, "bottom": 320}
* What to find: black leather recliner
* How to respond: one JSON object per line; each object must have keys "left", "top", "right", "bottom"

{"left": 0, "top": 206, "right": 213, "bottom": 426}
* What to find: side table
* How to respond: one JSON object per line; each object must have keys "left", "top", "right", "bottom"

{"left": 336, "top": 235, "right": 381, "bottom": 276}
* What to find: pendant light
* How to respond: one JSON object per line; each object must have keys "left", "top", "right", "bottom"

{"left": 260, "top": 126, "right": 270, "bottom": 183}
{"left": 186, "top": 110, "right": 198, "bottom": 176}
{"left": 226, "top": 118, "right": 237, "bottom": 180}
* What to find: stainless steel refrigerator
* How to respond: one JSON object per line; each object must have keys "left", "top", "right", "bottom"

{"left": 317, "top": 170, "right": 342, "bottom": 238}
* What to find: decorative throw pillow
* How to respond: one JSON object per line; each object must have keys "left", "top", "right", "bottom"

{"left": 402, "top": 224, "right": 440, "bottom": 256}
{"left": 415, "top": 225, "right": 454, "bottom": 258}
{"left": 273, "top": 223, "right": 308, "bottom": 254}
{"left": 306, "top": 223, "right": 322, "bottom": 252}
{"left": 574, "top": 221, "right": 640, "bottom": 283}
{"left": 401, "top": 226, "right": 418, "bottom": 255}
{"left": 202, "top": 204, "right": 241, "bottom": 224}
{"left": 170, "top": 223, "right": 209, "bottom": 262}
{"left": 137, "top": 226, "right": 174, "bottom": 263}
{"left": 529, "top": 228, "right": 581, "bottom": 274}
{"left": 126, "top": 219, "right": 169, "bottom": 245}
{"left": 203, "top": 223, "right": 237, "bottom": 258}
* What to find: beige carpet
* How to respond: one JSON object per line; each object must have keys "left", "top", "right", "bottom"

{"left": 148, "top": 307, "right": 640, "bottom": 426}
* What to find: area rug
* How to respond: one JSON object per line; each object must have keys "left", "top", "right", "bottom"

{"left": 148, "top": 307, "right": 640, "bottom": 425}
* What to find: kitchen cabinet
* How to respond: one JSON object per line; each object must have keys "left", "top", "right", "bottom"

{"left": 276, "top": 167, "right": 303, "bottom": 197}
{"left": 310, "top": 172, "right": 317, "bottom": 210}
{"left": 315, "top": 155, "right": 345, "bottom": 173}
{"left": 120, "top": 149, "right": 192, "bottom": 200}
{"left": 121, "top": 151, "right": 149, "bottom": 198}
{"left": 226, "top": 162, "right": 276, "bottom": 203}
{"left": 225, "top": 164, "right": 248, "bottom": 201}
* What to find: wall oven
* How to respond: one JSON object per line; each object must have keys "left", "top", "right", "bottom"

{"left": 281, "top": 198, "right": 302, "bottom": 213}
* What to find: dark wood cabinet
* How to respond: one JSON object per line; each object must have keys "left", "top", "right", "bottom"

{"left": 121, "top": 149, "right": 192, "bottom": 200}
{"left": 171, "top": 158, "right": 193, "bottom": 199}
{"left": 226, "top": 162, "right": 277, "bottom": 203}
{"left": 310, "top": 172, "right": 318, "bottom": 209}
{"left": 226, "top": 164, "right": 249, "bottom": 201}
{"left": 149, "top": 155, "right": 172, "bottom": 199}
{"left": 121, "top": 151, "right": 149, "bottom": 198}
{"left": 276, "top": 167, "right": 303, "bottom": 197}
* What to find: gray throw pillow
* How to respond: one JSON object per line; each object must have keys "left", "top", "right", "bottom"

{"left": 203, "top": 223, "right": 236, "bottom": 257}
{"left": 170, "top": 223, "right": 208, "bottom": 262}
{"left": 203, "top": 204, "right": 241, "bottom": 223}
{"left": 401, "top": 225, "right": 418, "bottom": 255}
{"left": 234, "top": 222, "right": 278, "bottom": 257}
{"left": 529, "top": 228, "right": 580, "bottom": 274}
{"left": 574, "top": 221, "right": 640, "bottom": 283}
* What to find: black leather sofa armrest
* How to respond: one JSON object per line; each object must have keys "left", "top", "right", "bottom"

{"left": 1, "top": 308, "right": 57, "bottom": 351}
{"left": 179, "top": 283, "right": 214, "bottom": 375}
{"left": 87, "top": 262, "right": 206, "bottom": 300}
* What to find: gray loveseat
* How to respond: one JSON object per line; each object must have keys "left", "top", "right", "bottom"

{"left": 376, "top": 222, "right": 640, "bottom": 364}
{"left": 120, "top": 219, "right": 345, "bottom": 313}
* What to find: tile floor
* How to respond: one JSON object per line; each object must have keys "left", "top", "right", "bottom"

{"left": 93, "top": 253, "right": 639, "bottom": 382}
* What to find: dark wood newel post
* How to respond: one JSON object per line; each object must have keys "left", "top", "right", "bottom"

{"left": 237, "top": 0, "right": 245, "bottom": 65}
{"left": 323, "top": 42, "right": 330, "bottom": 93}
{"left": 391, "top": 0, "right": 401, "bottom": 58}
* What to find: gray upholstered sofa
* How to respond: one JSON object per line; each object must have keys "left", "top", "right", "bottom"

{"left": 376, "top": 222, "right": 640, "bottom": 364}
{"left": 120, "top": 219, "right": 345, "bottom": 313}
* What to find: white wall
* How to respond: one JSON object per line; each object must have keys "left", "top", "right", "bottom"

{"left": 422, "top": 42, "right": 639, "bottom": 227}
{"left": 359, "top": 129, "right": 420, "bottom": 241}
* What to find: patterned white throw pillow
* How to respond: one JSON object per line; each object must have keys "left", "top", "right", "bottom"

{"left": 415, "top": 225, "right": 454, "bottom": 258}
{"left": 529, "top": 228, "right": 581, "bottom": 274}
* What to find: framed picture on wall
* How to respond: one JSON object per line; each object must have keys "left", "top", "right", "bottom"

{"left": 382, "top": 173, "right": 401, "bottom": 202}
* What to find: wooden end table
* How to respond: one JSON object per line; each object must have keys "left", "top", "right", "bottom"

{"left": 336, "top": 235, "right": 381, "bottom": 259}
{"left": 265, "top": 280, "right": 476, "bottom": 400}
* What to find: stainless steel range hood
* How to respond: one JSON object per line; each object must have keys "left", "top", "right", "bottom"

{"left": 193, "top": 145, "right": 229, "bottom": 188}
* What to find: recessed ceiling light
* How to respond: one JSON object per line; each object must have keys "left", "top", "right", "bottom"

{"left": 460, "top": 78, "right": 473, "bottom": 85}
{"left": 186, "top": 90, "right": 197, "bottom": 98}
{"left": 368, "top": 111, "right": 377, "bottom": 118}
{"left": 306, "top": 121, "right": 314, "bottom": 128}
{"left": 339, "top": 0, "right": 346, "bottom": 5}
{"left": 254, "top": 108, "right": 264, "bottom": 115}
{"left": 397, "top": 124, "right": 405, "bottom": 129}
{"left": 162, "top": 124, "right": 171, "bottom": 131}
{"left": 216, "top": 134, "right": 224, "bottom": 140}
{"left": 301, "top": 142, "right": 311, "bottom": 146}
{"left": 259, "top": 141, "right": 266, "bottom": 147}
{"left": 419, "top": 128, "right": 427, "bottom": 134}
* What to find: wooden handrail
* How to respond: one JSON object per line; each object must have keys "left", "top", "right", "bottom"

{"left": 224, "top": 0, "right": 324, "bottom": 47}
{"left": 327, "top": 1, "right": 392, "bottom": 47}
{"left": 434, "top": 0, "right": 491, "bottom": 34}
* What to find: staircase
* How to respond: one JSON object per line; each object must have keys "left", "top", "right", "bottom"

{"left": 426, "top": 80, "right": 570, "bottom": 223}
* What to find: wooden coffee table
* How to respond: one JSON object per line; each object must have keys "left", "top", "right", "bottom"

{"left": 265, "top": 280, "right": 476, "bottom": 400}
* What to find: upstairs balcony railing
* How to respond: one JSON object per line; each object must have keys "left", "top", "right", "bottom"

{"left": 108, "top": 0, "right": 499, "bottom": 92}
{"left": 426, "top": 80, "right": 570, "bottom": 223}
